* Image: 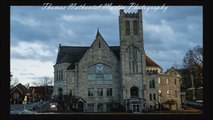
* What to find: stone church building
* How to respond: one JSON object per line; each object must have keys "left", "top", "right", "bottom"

{"left": 53, "top": 9, "right": 182, "bottom": 112}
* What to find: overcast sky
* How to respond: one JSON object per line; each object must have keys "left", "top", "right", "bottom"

{"left": 10, "top": 5, "right": 202, "bottom": 86}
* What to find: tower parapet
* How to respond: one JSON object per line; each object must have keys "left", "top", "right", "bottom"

{"left": 120, "top": 9, "right": 142, "bottom": 18}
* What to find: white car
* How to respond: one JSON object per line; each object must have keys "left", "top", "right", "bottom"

{"left": 49, "top": 102, "right": 57, "bottom": 111}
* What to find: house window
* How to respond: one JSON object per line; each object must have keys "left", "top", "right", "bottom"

{"left": 158, "top": 78, "right": 161, "bottom": 84}
{"left": 174, "top": 79, "right": 177, "bottom": 85}
{"left": 167, "top": 90, "right": 170, "bottom": 97}
{"left": 153, "top": 94, "right": 156, "bottom": 100}
{"left": 88, "top": 88, "right": 94, "bottom": 96}
{"left": 106, "top": 88, "right": 112, "bottom": 96}
{"left": 149, "top": 79, "right": 155, "bottom": 88}
{"left": 166, "top": 78, "right": 169, "bottom": 84}
{"left": 150, "top": 94, "right": 152, "bottom": 101}
{"left": 133, "top": 21, "right": 138, "bottom": 35}
{"left": 14, "top": 92, "right": 20, "bottom": 99}
{"left": 149, "top": 81, "right": 151, "bottom": 88}
{"left": 125, "top": 20, "right": 130, "bottom": 35}
{"left": 159, "top": 90, "right": 162, "bottom": 97}
{"left": 175, "top": 90, "right": 178, "bottom": 97}
{"left": 153, "top": 80, "right": 155, "bottom": 88}
{"left": 97, "top": 88, "right": 103, "bottom": 96}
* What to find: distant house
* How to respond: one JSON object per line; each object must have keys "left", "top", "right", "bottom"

{"left": 29, "top": 86, "right": 53, "bottom": 102}
{"left": 10, "top": 83, "right": 30, "bottom": 104}
{"left": 157, "top": 67, "right": 182, "bottom": 110}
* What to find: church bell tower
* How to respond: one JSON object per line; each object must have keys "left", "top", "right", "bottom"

{"left": 119, "top": 9, "right": 146, "bottom": 112}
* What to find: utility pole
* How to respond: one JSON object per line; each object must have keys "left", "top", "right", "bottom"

{"left": 190, "top": 74, "right": 196, "bottom": 101}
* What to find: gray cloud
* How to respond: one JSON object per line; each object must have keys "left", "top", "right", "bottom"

{"left": 20, "top": 73, "right": 35, "bottom": 76}
{"left": 143, "top": 6, "right": 202, "bottom": 69}
{"left": 28, "top": 76, "right": 53, "bottom": 80}
{"left": 11, "top": 6, "right": 202, "bottom": 72}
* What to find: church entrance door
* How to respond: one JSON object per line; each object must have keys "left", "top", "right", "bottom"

{"left": 78, "top": 101, "right": 84, "bottom": 112}
{"left": 132, "top": 104, "right": 140, "bottom": 113}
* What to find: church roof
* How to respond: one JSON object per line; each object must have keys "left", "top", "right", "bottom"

{"left": 56, "top": 46, "right": 161, "bottom": 69}
{"left": 56, "top": 46, "right": 89, "bottom": 64}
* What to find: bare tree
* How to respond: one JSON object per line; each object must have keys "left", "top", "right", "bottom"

{"left": 10, "top": 73, "right": 19, "bottom": 89}
{"left": 32, "top": 77, "right": 53, "bottom": 99}
{"left": 183, "top": 45, "right": 203, "bottom": 89}
{"left": 32, "top": 76, "right": 53, "bottom": 87}
{"left": 24, "top": 83, "right": 30, "bottom": 89}
{"left": 172, "top": 63, "right": 181, "bottom": 69}
{"left": 183, "top": 46, "right": 203, "bottom": 71}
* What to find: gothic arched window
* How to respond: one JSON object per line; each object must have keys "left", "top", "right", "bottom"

{"left": 133, "top": 20, "right": 138, "bottom": 35}
{"left": 58, "top": 87, "right": 63, "bottom": 100}
{"left": 130, "top": 86, "right": 138, "bottom": 98}
{"left": 87, "top": 63, "right": 112, "bottom": 84}
{"left": 128, "top": 45, "right": 141, "bottom": 73}
{"left": 125, "top": 20, "right": 130, "bottom": 35}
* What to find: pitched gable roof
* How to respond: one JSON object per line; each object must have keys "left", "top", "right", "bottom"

{"left": 10, "top": 83, "right": 30, "bottom": 95}
{"left": 55, "top": 28, "right": 161, "bottom": 69}
{"left": 165, "top": 67, "right": 181, "bottom": 77}
{"left": 145, "top": 55, "right": 162, "bottom": 68}
{"left": 56, "top": 46, "right": 89, "bottom": 64}
{"left": 56, "top": 45, "right": 161, "bottom": 70}
{"left": 90, "top": 29, "right": 110, "bottom": 48}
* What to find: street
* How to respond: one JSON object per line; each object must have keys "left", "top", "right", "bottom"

{"left": 186, "top": 100, "right": 203, "bottom": 107}
{"left": 10, "top": 101, "right": 49, "bottom": 114}
{"left": 10, "top": 100, "right": 203, "bottom": 114}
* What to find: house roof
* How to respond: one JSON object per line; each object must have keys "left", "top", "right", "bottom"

{"left": 145, "top": 54, "right": 161, "bottom": 68}
{"left": 29, "top": 86, "right": 53, "bottom": 94}
{"left": 10, "top": 83, "right": 30, "bottom": 95}
{"left": 56, "top": 46, "right": 161, "bottom": 70}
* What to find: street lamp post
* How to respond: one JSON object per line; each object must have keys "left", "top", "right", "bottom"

{"left": 159, "top": 95, "right": 161, "bottom": 113}
{"left": 24, "top": 96, "right": 27, "bottom": 110}
{"left": 24, "top": 102, "right": 26, "bottom": 110}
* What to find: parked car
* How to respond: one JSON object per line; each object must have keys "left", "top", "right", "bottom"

{"left": 49, "top": 102, "right": 57, "bottom": 111}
